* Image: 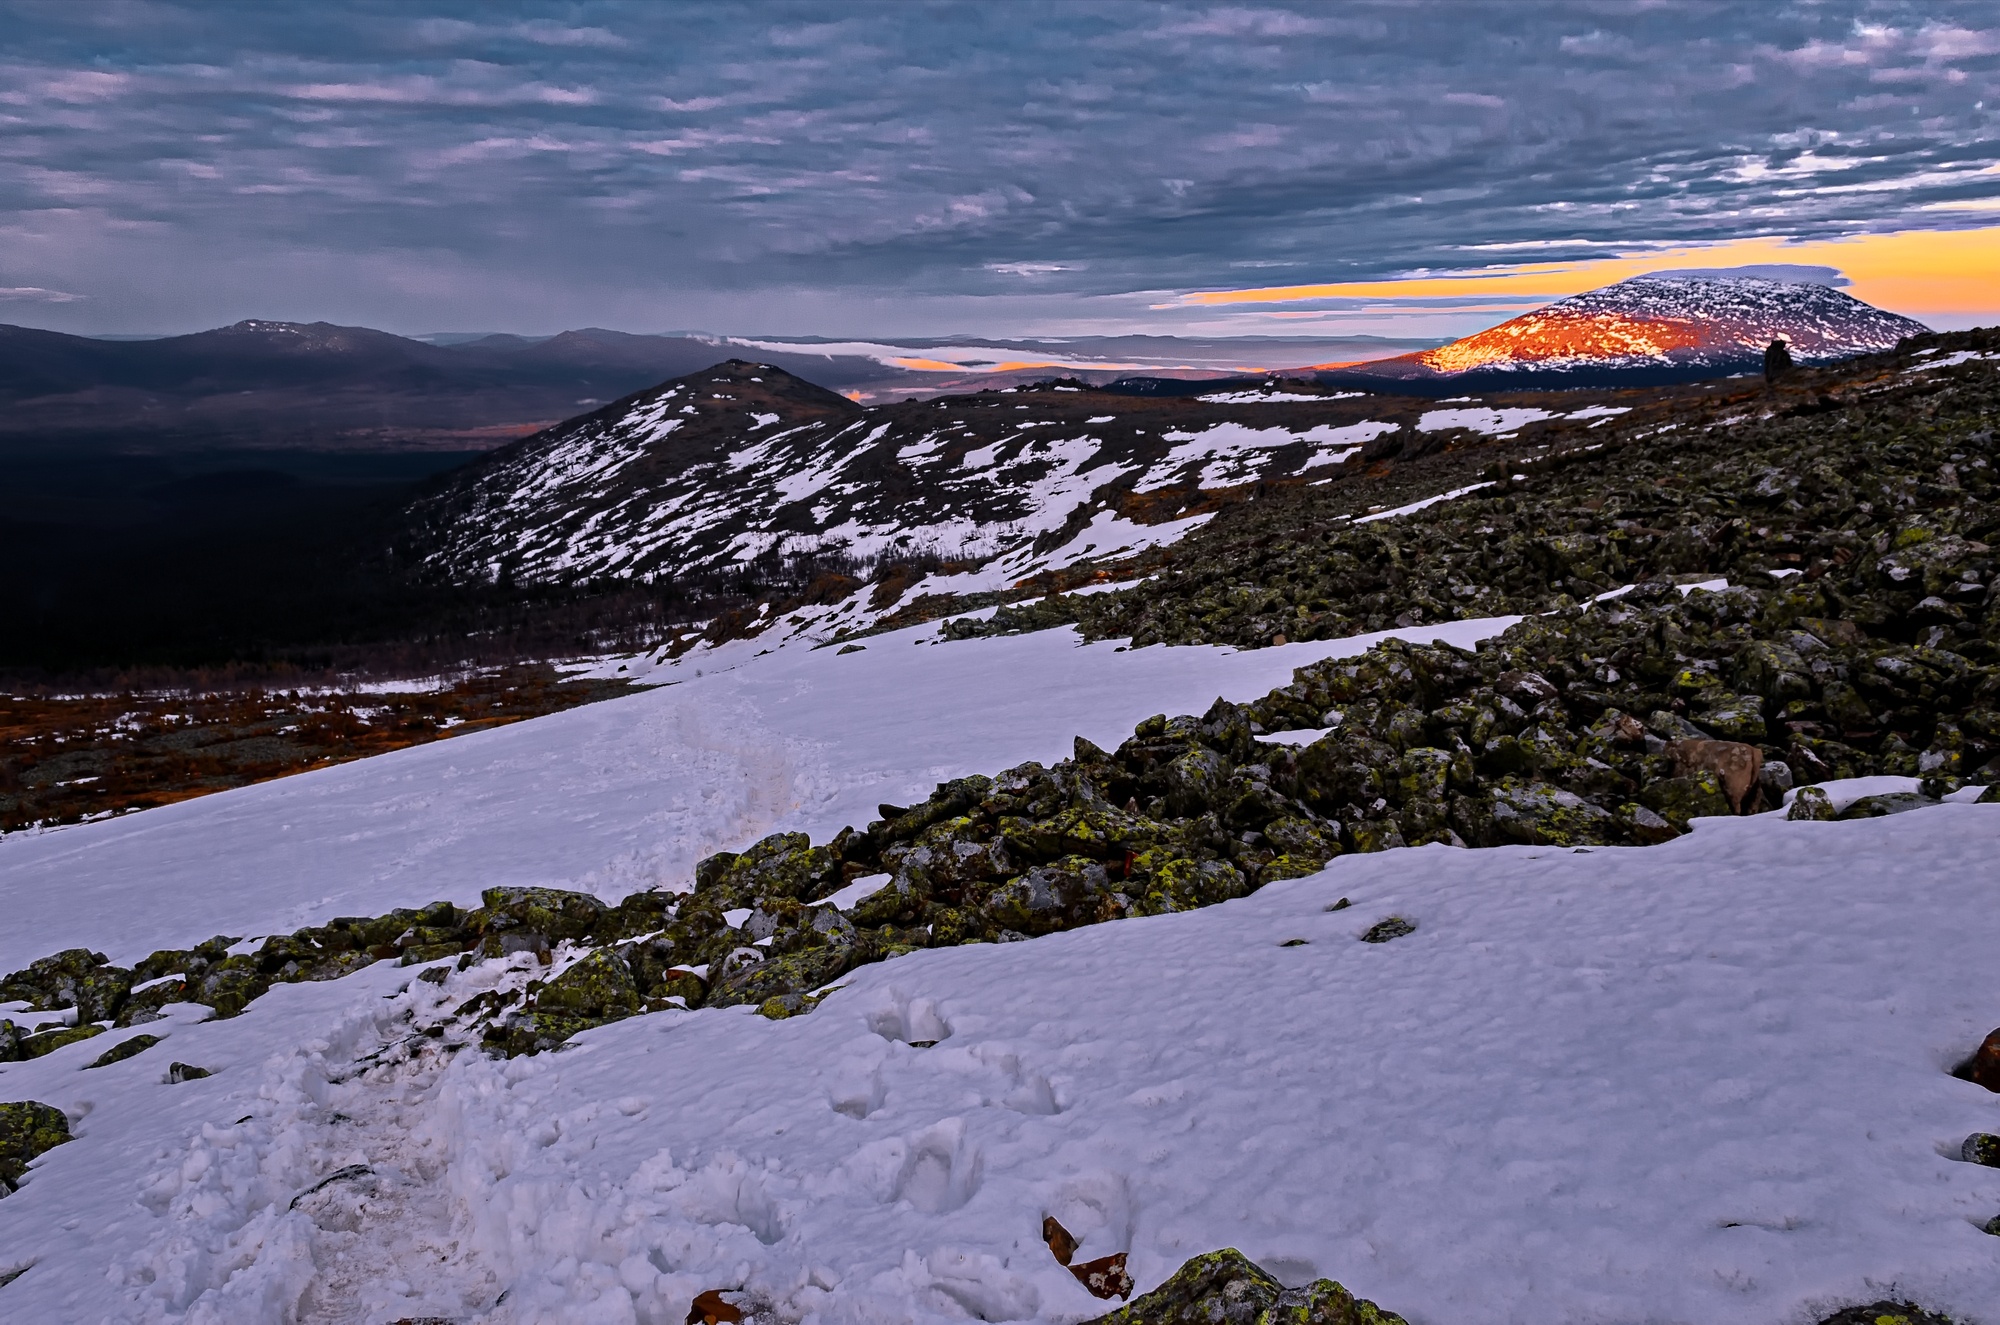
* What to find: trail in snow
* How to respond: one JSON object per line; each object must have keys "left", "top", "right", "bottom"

{"left": 6, "top": 806, "right": 1999, "bottom": 1323}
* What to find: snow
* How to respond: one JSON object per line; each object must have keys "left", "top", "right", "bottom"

{"left": 6, "top": 805, "right": 1999, "bottom": 1322}
{"left": 8, "top": 617, "right": 2000, "bottom": 1324}
{"left": 1415, "top": 407, "right": 1553, "bottom": 435}
{"left": 1353, "top": 482, "right": 1497, "bottom": 524}
{"left": 0, "top": 617, "right": 1518, "bottom": 976}
{"left": 813, "top": 873, "right": 891, "bottom": 911}
{"left": 1194, "top": 390, "right": 1350, "bottom": 403}
{"left": 1133, "top": 421, "right": 1397, "bottom": 493}
{"left": 1910, "top": 351, "right": 2000, "bottom": 372}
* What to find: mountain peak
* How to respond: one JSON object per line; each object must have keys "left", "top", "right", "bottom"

{"left": 1321, "top": 274, "right": 1927, "bottom": 390}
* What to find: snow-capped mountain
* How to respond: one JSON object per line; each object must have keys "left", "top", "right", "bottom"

{"left": 1324, "top": 274, "right": 1928, "bottom": 390}
{"left": 403, "top": 361, "right": 1440, "bottom": 599}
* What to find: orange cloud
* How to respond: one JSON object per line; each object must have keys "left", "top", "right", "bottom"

{"left": 1174, "top": 224, "right": 2000, "bottom": 320}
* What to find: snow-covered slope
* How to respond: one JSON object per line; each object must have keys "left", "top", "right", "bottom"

{"left": 0, "top": 618, "right": 1516, "bottom": 976}
{"left": 2, "top": 621, "right": 1998, "bottom": 1324}
{"left": 1325, "top": 275, "right": 1928, "bottom": 388}
{"left": 402, "top": 362, "right": 1438, "bottom": 597}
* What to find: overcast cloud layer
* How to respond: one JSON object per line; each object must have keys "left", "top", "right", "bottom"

{"left": 3, "top": 0, "right": 1998, "bottom": 337}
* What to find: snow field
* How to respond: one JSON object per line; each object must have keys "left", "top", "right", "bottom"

{"left": 0, "top": 617, "right": 1519, "bottom": 977}
{"left": 5, "top": 809, "right": 1999, "bottom": 1322}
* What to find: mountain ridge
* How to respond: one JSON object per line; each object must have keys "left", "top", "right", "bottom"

{"left": 1316, "top": 274, "right": 1928, "bottom": 393}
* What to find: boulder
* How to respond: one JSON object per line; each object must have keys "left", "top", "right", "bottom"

{"left": 1079, "top": 1247, "right": 1408, "bottom": 1325}
{"left": 1787, "top": 786, "right": 1837, "bottom": 821}
{"left": 19, "top": 1024, "right": 105, "bottom": 1059}
{"left": 1961, "top": 1133, "right": 2000, "bottom": 1167}
{"left": 475, "top": 886, "right": 606, "bottom": 945}
{"left": 1838, "top": 792, "right": 1934, "bottom": 819}
{"left": 0, "top": 947, "right": 133, "bottom": 1023}
{"left": 0, "top": 1101, "right": 71, "bottom": 1194}
{"left": 533, "top": 948, "right": 640, "bottom": 1020}
{"left": 85, "top": 1033, "right": 163, "bottom": 1069}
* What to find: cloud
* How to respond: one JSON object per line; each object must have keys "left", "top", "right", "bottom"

{"left": 0, "top": 286, "right": 87, "bottom": 302}
{"left": 0, "top": 0, "right": 1995, "bottom": 337}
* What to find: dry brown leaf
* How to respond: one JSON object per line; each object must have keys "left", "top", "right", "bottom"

{"left": 1042, "top": 1214, "right": 1078, "bottom": 1266}
{"left": 1071, "top": 1251, "right": 1133, "bottom": 1301}
{"left": 687, "top": 1288, "right": 745, "bottom": 1324}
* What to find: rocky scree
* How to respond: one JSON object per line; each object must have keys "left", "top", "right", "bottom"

{"left": 949, "top": 329, "right": 2000, "bottom": 661}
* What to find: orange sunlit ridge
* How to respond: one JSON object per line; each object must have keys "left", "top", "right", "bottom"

{"left": 1170, "top": 224, "right": 2000, "bottom": 321}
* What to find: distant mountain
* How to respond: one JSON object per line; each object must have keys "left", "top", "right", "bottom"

{"left": 1316, "top": 275, "right": 1929, "bottom": 392}
{"left": 0, "top": 320, "right": 900, "bottom": 454}
{"left": 400, "top": 358, "right": 1659, "bottom": 631}
{"left": 0, "top": 321, "right": 1417, "bottom": 453}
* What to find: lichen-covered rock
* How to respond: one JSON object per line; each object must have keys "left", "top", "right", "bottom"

{"left": 533, "top": 948, "right": 640, "bottom": 1020}
{"left": 19, "top": 1023, "right": 105, "bottom": 1059}
{"left": 0, "top": 1101, "right": 71, "bottom": 1194}
{"left": 1813, "top": 1302, "right": 1956, "bottom": 1325}
{"left": 1079, "top": 1248, "right": 1409, "bottom": 1325}
{"left": 1838, "top": 791, "right": 1935, "bottom": 819}
{"left": 85, "top": 1033, "right": 163, "bottom": 1069}
{"left": 1962, "top": 1132, "right": 2000, "bottom": 1167}
{"left": 1788, "top": 785, "right": 1837, "bottom": 821}
{"left": 474, "top": 886, "right": 606, "bottom": 944}
{"left": 0, "top": 947, "right": 133, "bottom": 1023}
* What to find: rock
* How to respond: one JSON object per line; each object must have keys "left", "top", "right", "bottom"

{"left": 1837, "top": 792, "right": 1934, "bottom": 819}
{"left": 1666, "top": 739, "right": 1763, "bottom": 814}
{"left": 475, "top": 886, "right": 606, "bottom": 945}
{"left": 1756, "top": 759, "right": 1793, "bottom": 805}
{"left": 1081, "top": 1249, "right": 1277, "bottom": 1325}
{"left": 1958, "top": 1027, "right": 2000, "bottom": 1091}
{"left": 167, "top": 1062, "right": 211, "bottom": 1083}
{"left": 1078, "top": 1247, "right": 1408, "bottom": 1325}
{"left": 1640, "top": 772, "right": 1733, "bottom": 827}
{"left": 19, "top": 1023, "right": 105, "bottom": 1059}
{"left": 1787, "top": 786, "right": 1837, "bottom": 821}
{"left": 84, "top": 1033, "right": 163, "bottom": 1069}
{"left": 533, "top": 948, "right": 640, "bottom": 1020}
{"left": 1961, "top": 1133, "right": 2000, "bottom": 1167}
{"left": 1465, "top": 781, "right": 1614, "bottom": 846}
{"left": 1360, "top": 918, "right": 1415, "bottom": 943}
{"left": 0, "top": 947, "right": 132, "bottom": 1023}
{"left": 0, "top": 1101, "right": 71, "bottom": 1194}
{"left": 1812, "top": 1303, "right": 1955, "bottom": 1325}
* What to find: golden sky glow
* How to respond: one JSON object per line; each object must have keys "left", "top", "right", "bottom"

{"left": 1176, "top": 224, "right": 2000, "bottom": 321}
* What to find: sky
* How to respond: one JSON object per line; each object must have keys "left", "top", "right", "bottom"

{"left": 2, "top": 0, "right": 1999, "bottom": 340}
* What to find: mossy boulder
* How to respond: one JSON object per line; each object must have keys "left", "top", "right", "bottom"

{"left": 533, "top": 948, "right": 639, "bottom": 1020}
{"left": 85, "top": 1033, "right": 163, "bottom": 1069}
{"left": 1838, "top": 791, "right": 1934, "bottom": 819}
{"left": 0, "top": 947, "right": 133, "bottom": 1023}
{"left": 1461, "top": 781, "right": 1615, "bottom": 847}
{"left": 1079, "top": 1247, "right": 1408, "bottom": 1325}
{"left": 1639, "top": 772, "right": 1733, "bottom": 828}
{"left": 475, "top": 886, "right": 606, "bottom": 944}
{"left": 708, "top": 942, "right": 865, "bottom": 1011}
{"left": 0, "top": 1101, "right": 71, "bottom": 1195}
{"left": 1787, "top": 786, "right": 1837, "bottom": 821}
{"left": 20, "top": 1023, "right": 105, "bottom": 1059}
